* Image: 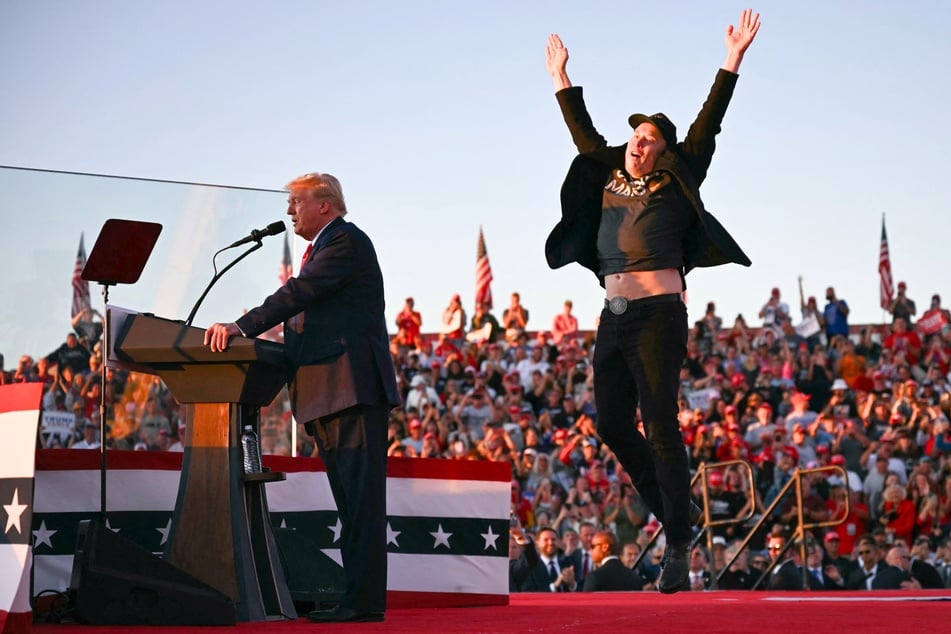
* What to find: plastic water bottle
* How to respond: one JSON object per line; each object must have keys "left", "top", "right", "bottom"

{"left": 241, "top": 425, "right": 262, "bottom": 474}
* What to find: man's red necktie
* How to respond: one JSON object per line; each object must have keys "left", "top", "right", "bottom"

{"left": 300, "top": 243, "right": 313, "bottom": 271}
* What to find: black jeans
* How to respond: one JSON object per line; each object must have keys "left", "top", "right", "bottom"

{"left": 593, "top": 294, "right": 691, "bottom": 546}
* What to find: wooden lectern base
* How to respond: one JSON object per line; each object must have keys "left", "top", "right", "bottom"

{"left": 165, "top": 403, "right": 296, "bottom": 622}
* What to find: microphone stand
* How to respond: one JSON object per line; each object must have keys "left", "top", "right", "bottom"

{"left": 185, "top": 241, "right": 263, "bottom": 327}
{"left": 99, "top": 283, "right": 114, "bottom": 522}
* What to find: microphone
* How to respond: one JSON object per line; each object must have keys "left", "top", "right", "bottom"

{"left": 227, "top": 221, "right": 286, "bottom": 248}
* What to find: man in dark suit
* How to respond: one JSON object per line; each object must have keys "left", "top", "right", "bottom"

{"left": 804, "top": 540, "right": 845, "bottom": 590}
{"left": 508, "top": 517, "right": 539, "bottom": 591}
{"left": 846, "top": 535, "right": 901, "bottom": 590}
{"left": 881, "top": 542, "right": 944, "bottom": 590}
{"left": 583, "top": 530, "right": 644, "bottom": 592}
{"left": 766, "top": 534, "right": 807, "bottom": 591}
{"left": 910, "top": 537, "right": 946, "bottom": 589}
{"left": 205, "top": 172, "right": 400, "bottom": 623}
{"left": 517, "top": 528, "right": 577, "bottom": 592}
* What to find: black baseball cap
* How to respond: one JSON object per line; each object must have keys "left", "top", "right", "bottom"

{"left": 628, "top": 112, "right": 677, "bottom": 148}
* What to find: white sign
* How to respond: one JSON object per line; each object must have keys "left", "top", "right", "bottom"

{"left": 685, "top": 388, "right": 717, "bottom": 412}
{"left": 41, "top": 411, "right": 75, "bottom": 441}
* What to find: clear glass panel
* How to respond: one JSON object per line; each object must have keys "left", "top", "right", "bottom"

{"left": 1, "top": 166, "right": 297, "bottom": 455}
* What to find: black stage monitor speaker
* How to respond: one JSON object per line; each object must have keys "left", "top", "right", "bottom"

{"left": 68, "top": 519, "right": 236, "bottom": 626}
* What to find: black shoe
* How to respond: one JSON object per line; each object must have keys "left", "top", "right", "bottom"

{"left": 689, "top": 501, "right": 702, "bottom": 526}
{"left": 657, "top": 545, "right": 690, "bottom": 594}
{"left": 307, "top": 606, "right": 384, "bottom": 623}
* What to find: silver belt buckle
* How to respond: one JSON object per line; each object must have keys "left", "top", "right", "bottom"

{"left": 608, "top": 296, "right": 628, "bottom": 315}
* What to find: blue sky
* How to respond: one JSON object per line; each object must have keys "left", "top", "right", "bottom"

{"left": 2, "top": 1, "right": 950, "bottom": 360}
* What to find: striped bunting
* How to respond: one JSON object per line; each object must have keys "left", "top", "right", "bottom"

{"left": 1, "top": 383, "right": 43, "bottom": 634}
{"left": 32, "top": 450, "right": 511, "bottom": 605}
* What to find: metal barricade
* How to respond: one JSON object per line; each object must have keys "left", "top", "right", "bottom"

{"left": 632, "top": 459, "right": 756, "bottom": 583}
{"left": 731, "top": 465, "right": 850, "bottom": 590}
{"left": 631, "top": 462, "right": 849, "bottom": 592}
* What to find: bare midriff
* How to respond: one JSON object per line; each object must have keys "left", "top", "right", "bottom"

{"left": 605, "top": 268, "right": 683, "bottom": 300}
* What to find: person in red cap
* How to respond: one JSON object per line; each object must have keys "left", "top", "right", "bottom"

{"left": 758, "top": 286, "right": 790, "bottom": 333}
{"left": 785, "top": 389, "right": 818, "bottom": 433}
{"left": 763, "top": 444, "right": 799, "bottom": 509}
{"left": 742, "top": 401, "right": 775, "bottom": 452}
{"left": 790, "top": 423, "right": 817, "bottom": 466}
{"left": 887, "top": 281, "right": 917, "bottom": 326}
{"left": 716, "top": 420, "right": 749, "bottom": 462}
{"left": 821, "top": 530, "right": 852, "bottom": 578}
{"left": 401, "top": 418, "right": 425, "bottom": 454}
{"left": 796, "top": 276, "right": 824, "bottom": 350}
{"left": 918, "top": 293, "right": 951, "bottom": 337}
{"left": 825, "top": 470, "right": 869, "bottom": 556}
{"left": 697, "top": 469, "right": 746, "bottom": 539}
{"left": 882, "top": 316, "right": 923, "bottom": 367}
{"left": 543, "top": 10, "right": 761, "bottom": 594}
{"left": 440, "top": 293, "right": 467, "bottom": 344}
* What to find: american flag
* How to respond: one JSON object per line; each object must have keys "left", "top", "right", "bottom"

{"left": 279, "top": 232, "right": 293, "bottom": 285}
{"left": 71, "top": 234, "right": 91, "bottom": 318}
{"left": 474, "top": 227, "right": 493, "bottom": 309}
{"left": 879, "top": 215, "right": 894, "bottom": 310}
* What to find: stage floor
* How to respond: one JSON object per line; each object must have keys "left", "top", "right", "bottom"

{"left": 31, "top": 590, "right": 951, "bottom": 633}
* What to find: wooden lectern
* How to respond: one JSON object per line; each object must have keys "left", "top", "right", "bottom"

{"left": 113, "top": 312, "right": 296, "bottom": 622}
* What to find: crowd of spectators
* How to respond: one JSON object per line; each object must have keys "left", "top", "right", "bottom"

{"left": 386, "top": 285, "right": 951, "bottom": 591}
{"left": 1, "top": 309, "right": 295, "bottom": 455}
{"left": 4, "top": 282, "right": 951, "bottom": 590}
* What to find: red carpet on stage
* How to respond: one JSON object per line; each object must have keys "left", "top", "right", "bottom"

{"left": 32, "top": 590, "right": 951, "bottom": 633}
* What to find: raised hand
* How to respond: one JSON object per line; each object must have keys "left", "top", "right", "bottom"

{"left": 545, "top": 33, "right": 572, "bottom": 91}
{"left": 723, "top": 9, "right": 761, "bottom": 72}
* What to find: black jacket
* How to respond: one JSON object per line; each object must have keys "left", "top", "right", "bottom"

{"left": 768, "top": 559, "right": 806, "bottom": 590}
{"left": 846, "top": 562, "right": 904, "bottom": 590}
{"left": 911, "top": 559, "right": 945, "bottom": 589}
{"left": 582, "top": 558, "right": 645, "bottom": 592}
{"left": 518, "top": 550, "right": 578, "bottom": 592}
{"left": 546, "top": 70, "right": 751, "bottom": 287}
{"left": 510, "top": 539, "right": 541, "bottom": 592}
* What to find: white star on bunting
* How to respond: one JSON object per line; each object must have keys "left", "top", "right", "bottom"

{"left": 156, "top": 518, "right": 172, "bottom": 546}
{"left": 33, "top": 520, "right": 57, "bottom": 549}
{"left": 386, "top": 522, "right": 401, "bottom": 547}
{"left": 3, "top": 488, "right": 28, "bottom": 534}
{"left": 480, "top": 525, "right": 500, "bottom": 550}
{"left": 329, "top": 517, "right": 342, "bottom": 543}
{"left": 430, "top": 523, "right": 452, "bottom": 549}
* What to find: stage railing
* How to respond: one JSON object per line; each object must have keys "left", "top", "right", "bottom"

{"left": 738, "top": 465, "right": 850, "bottom": 590}
{"left": 633, "top": 460, "right": 756, "bottom": 574}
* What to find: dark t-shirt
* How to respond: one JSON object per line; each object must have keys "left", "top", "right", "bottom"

{"left": 597, "top": 170, "right": 693, "bottom": 275}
